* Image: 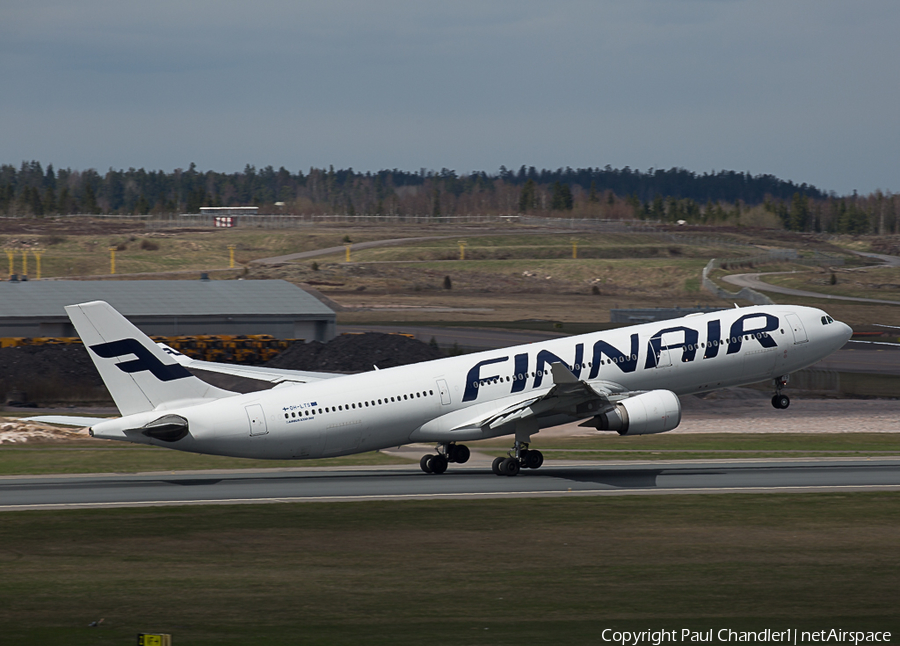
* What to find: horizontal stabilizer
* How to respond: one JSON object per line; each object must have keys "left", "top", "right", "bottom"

{"left": 23, "top": 415, "right": 109, "bottom": 427}
{"left": 157, "top": 343, "right": 342, "bottom": 386}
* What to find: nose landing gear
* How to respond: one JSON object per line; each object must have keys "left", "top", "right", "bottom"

{"left": 491, "top": 440, "right": 544, "bottom": 477}
{"left": 771, "top": 375, "right": 790, "bottom": 409}
{"left": 420, "top": 442, "right": 470, "bottom": 474}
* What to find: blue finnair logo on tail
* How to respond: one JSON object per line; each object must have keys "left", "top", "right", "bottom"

{"left": 90, "top": 339, "right": 192, "bottom": 381}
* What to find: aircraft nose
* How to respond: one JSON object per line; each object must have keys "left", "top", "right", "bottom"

{"left": 836, "top": 321, "right": 853, "bottom": 345}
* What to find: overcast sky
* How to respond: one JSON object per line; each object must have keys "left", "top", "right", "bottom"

{"left": 2, "top": 1, "right": 898, "bottom": 194}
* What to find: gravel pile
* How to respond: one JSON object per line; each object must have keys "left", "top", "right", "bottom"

{"left": 0, "top": 333, "right": 443, "bottom": 403}
{"left": 265, "top": 333, "right": 444, "bottom": 373}
{"left": 0, "top": 344, "right": 108, "bottom": 404}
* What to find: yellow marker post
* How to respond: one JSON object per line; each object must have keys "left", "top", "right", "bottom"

{"left": 32, "top": 250, "right": 43, "bottom": 280}
{"left": 345, "top": 244, "right": 351, "bottom": 262}
{"left": 5, "top": 250, "right": 13, "bottom": 277}
{"left": 572, "top": 240, "right": 578, "bottom": 259}
{"left": 21, "top": 250, "right": 27, "bottom": 276}
{"left": 458, "top": 240, "right": 467, "bottom": 260}
{"left": 109, "top": 246, "right": 117, "bottom": 274}
{"left": 228, "top": 244, "right": 236, "bottom": 269}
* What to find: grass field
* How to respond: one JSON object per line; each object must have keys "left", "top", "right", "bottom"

{"left": 0, "top": 445, "right": 407, "bottom": 476}
{"left": 475, "top": 432, "right": 900, "bottom": 461}
{"left": 10, "top": 219, "right": 900, "bottom": 326}
{"left": 760, "top": 267, "right": 900, "bottom": 303}
{"left": 0, "top": 494, "right": 897, "bottom": 645}
{"left": 1, "top": 434, "right": 898, "bottom": 476}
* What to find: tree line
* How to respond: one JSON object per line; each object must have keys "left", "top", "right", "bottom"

{"left": 0, "top": 160, "right": 895, "bottom": 234}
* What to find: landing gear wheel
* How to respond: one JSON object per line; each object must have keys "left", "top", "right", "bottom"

{"left": 524, "top": 449, "right": 544, "bottom": 469}
{"left": 772, "top": 375, "right": 790, "bottom": 410}
{"left": 501, "top": 457, "right": 520, "bottom": 476}
{"left": 492, "top": 457, "right": 505, "bottom": 476}
{"left": 420, "top": 455, "right": 434, "bottom": 474}
{"left": 430, "top": 454, "right": 448, "bottom": 474}
{"left": 451, "top": 444, "right": 470, "bottom": 464}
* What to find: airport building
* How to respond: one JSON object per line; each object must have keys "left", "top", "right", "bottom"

{"left": 0, "top": 278, "right": 336, "bottom": 341}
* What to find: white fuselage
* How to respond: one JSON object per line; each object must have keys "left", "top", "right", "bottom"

{"left": 91, "top": 305, "right": 851, "bottom": 459}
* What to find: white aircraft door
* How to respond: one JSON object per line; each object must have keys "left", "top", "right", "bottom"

{"left": 656, "top": 347, "right": 673, "bottom": 369}
{"left": 785, "top": 314, "right": 809, "bottom": 344}
{"left": 436, "top": 379, "right": 451, "bottom": 405}
{"left": 246, "top": 404, "right": 268, "bottom": 436}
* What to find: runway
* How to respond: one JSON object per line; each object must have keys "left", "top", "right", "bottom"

{"left": 3, "top": 458, "right": 899, "bottom": 510}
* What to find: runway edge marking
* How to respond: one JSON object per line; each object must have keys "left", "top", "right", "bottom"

{"left": 3, "top": 483, "right": 900, "bottom": 511}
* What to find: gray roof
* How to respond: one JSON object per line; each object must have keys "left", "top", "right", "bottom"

{"left": 0, "top": 279, "right": 334, "bottom": 318}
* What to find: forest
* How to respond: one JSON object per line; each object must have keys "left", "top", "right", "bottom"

{"left": 0, "top": 160, "right": 895, "bottom": 235}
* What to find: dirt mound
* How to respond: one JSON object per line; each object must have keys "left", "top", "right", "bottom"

{"left": 265, "top": 333, "right": 444, "bottom": 373}
{"left": 0, "top": 333, "right": 442, "bottom": 403}
{"left": 0, "top": 345, "right": 109, "bottom": 405}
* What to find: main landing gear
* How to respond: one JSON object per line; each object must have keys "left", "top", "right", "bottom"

{"left": 771, "top": 375, "right": 790, "bottom": 410}
{"left": 492, "top": 440, "right": 543, "bottom": 477}
{"left": 420, "top": 443, "right": 470, "bottom": 474}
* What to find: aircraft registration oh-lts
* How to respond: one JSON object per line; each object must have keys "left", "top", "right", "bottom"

{"left": 37, "top": 301, "right": 851, "bottom": 476}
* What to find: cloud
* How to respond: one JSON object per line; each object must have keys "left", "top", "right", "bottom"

{"left": 1, "top": 0, "right": 899, "bottom": 193}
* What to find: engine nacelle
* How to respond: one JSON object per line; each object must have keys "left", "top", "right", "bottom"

{"left": 587, "top": 389, "right": 681, "bottom": 436}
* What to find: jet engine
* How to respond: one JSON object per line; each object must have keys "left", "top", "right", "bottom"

{"left": 582, "top": 389, "right": 681, "bottom": 436}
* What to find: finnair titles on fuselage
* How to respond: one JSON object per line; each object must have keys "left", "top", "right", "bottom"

{"left": 63, "top": 302, "right": 850, "bottom": 476}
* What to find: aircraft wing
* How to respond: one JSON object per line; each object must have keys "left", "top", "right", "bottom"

{"left": 472, "top": 362, "right": 634, "bottom": 431}
{"left": 156, "top": 343, "right": 342, "bottom": 389}
{"left": 414, "top": 362, "right": 637, "bottom": 441}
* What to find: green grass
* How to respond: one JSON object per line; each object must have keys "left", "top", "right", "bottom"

{"left": 762, "top": 268, "right": 900, "bottom": 303}
{"left": 0, "top": 445, "right": 408, "bottom": 476}
{"left": 476, "top": 432, "right": 900, "bottom": 462}
{"left": 15, "top": 228, "right": 410, "bottom": 278}
{"left": 0, "top": 494, "right": 898, "bottom": 644}
{"left": 3, "top": 434, "right": 897, "bottom": 476}
{"left": 477, "top": 432, "right": 900, "bottom": 454}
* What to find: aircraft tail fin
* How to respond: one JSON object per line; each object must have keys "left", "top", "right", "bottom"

{"left": 65, "top": 301, "right": 236, "bottom": 416}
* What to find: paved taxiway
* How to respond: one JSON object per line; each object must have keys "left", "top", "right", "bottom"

{"left": 2, "top": 458, "right": 899, "bottom": 510}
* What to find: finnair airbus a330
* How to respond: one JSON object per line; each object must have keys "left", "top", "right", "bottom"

{"left": 44, "top": 301, "right": 850, "bottom": 476}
